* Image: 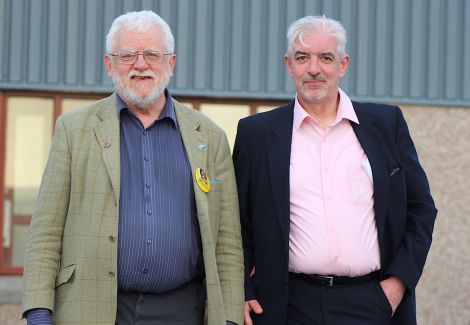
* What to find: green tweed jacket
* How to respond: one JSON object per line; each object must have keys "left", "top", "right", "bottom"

{"left": 22, "top": 93, "right": 244, "bottom": 325}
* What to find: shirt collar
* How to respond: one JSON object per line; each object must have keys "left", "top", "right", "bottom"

{"left": 117, "top": 89, "right": 177, "bottom": 127}
{"left": 293, "top": 88, "right": 359, "bottom": 130}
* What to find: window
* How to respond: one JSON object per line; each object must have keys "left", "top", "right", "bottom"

{"left": 0, "top": 91, "right": 285, "bottom": 274}
{"left": 2, "top": 96, "right": 53, "bottom": 271}
{"left": 61, "top": 98, "right": 97, "bottom": 115}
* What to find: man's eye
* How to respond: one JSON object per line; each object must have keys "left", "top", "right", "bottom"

{"left": 145, "top": 52, "right": 160, "bottom": 59}
{"left": 296, "top": 55, "right": 308, "bottom": 62}
{"left": 321, "top": 56, "right": 334, "bottom": 62}
{"left": 120, "top": 54, "right": 135, "bottom": 60}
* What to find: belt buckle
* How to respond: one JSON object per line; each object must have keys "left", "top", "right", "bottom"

{"left": 323, "top": 275, "right": 334, "bottom": 287}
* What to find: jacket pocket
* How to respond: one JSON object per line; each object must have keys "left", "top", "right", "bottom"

{"left": 374, "top": 281, "right": 393, "bottom": 317}
{"left": 55, "top": 264, "right": 76, "bottom": 288}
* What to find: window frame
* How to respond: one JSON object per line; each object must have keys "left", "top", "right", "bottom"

{"left": 0, "top": 89, "right": 286, "bottom": 275}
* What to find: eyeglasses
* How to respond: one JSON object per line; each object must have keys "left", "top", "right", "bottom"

{"left": 108, "top": 50, "right": 172, "bottom": 65}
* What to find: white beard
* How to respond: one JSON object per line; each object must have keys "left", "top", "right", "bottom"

{"left": 112, "top": 70, "right": 171, "bottom": 109}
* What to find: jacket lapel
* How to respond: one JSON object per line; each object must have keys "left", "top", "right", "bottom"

{"left": 351, "top": 103, "right": 389, "bottom": 244}
{"left": 266, "top": 103, "right": 294, "bottom": 248}
{"left": 174, "top": 101, "right": 207, "bottom": 181}
{"left": 173, "top": 101, "right": 209, "bottom": 231}
{"left": 94, "top": 94, "right": 121, "bottom": 205}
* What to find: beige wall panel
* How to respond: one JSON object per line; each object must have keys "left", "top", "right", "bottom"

{"left": 61, "top": 98, "right": 97, "bottom": 115}
{"left": 400, "top": 105, "right": 470, "bottom": 325}
{"left": 199, "top": 104, "right": 250, "bottom": 151}
{"left": 256, "top": 105, "right": 276, "bottom": 114}
{"left": 179, "top": 102, "right": 194, "bottom": 108}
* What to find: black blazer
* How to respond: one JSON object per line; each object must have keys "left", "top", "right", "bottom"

{"left": 233, "top": 100, "right": 437, "bottom": 325}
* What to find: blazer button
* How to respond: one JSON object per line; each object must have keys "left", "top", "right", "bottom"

{"left": 109, "top": 235, "right": 116, "bottom": 242}
{"left": 108, "top": 271, "right": 115, "bottom": 277}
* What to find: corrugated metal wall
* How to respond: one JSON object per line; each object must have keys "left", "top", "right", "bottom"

{"left": 0, "top": 0, "right": 469, "bottom": 105}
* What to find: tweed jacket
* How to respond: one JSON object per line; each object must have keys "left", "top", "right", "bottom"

{"left": 22, "top": 93, "right": 244, "bottom": 325}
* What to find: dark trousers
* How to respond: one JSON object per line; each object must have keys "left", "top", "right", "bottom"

{"left": 116, "top": 279, "right": 206, "bottom": 325}
{"left": 286, "top": 274, "right": 393, "bottom": 325}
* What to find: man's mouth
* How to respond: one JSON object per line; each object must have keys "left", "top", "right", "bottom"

{"left": 131, "top": 75, "right": 153, "bottom": 80}
{"left": 303, "top": 79, "right": 325, "bottom": 86}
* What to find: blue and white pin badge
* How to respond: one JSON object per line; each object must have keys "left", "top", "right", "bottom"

{"left": 198, "top": 143, "right": 206, "bottom": 150}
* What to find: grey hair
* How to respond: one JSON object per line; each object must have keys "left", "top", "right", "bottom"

{"left": 106, "top": 10, "right": 174, "bottom": 53}
{"left": 286, "top": 15, "right": 347, "bottom": 58}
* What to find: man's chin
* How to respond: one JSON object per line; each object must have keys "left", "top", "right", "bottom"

{"left": 300, "top": 91, "right": 328, "bottom": 103}
{"left": 114, "top": 78, "right": 168, "bottom": 108}
{"left": 118, "top": 91, "right": 160, "bottom": 109}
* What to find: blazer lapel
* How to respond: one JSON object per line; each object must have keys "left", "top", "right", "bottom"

{"left": 173, "top": 102, "right": 209, "bottom": 229}
{"left": 174, "top": 102, "right": 207, "bottom": 180}
{"left": 266, "top": 104, "right": 294, "bottom": 248}
{"left": 351, "top": 105, "right": 389, "bottom": 244}
{"left": 94, "top": 94, "right": 121, "bottom": 205}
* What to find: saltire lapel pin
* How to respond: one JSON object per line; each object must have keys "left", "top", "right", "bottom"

{"left": 198, "top": 143, "right": 206, "bottom": 150}
{"left": 195, "top": 168, "right": 211, "bottom": 193}
{"left": 103, "top": 140, "right": 111, "bottom": 148}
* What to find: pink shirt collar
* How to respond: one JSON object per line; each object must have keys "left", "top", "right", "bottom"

{"left": 293, "top": 88, "right": 359, "bottom": 130}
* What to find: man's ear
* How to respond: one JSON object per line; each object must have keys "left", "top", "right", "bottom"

{"left": 284, "top": 55, "right": 293, "bottom": 77}
{"left": 339, "top": 54, "right": 350, "bottom": 77}
{"left": 167, "top": 54, "right": 176, "bottom": 77}
{"left": 104, "top": 55, "right": 113, "bottom": 77}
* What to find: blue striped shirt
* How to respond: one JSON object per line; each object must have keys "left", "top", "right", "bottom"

{"left": 117, "top": 90, "right": 204, "bottom": 292}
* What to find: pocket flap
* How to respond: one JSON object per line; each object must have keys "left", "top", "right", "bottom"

{"left": 55, "top": 264, "right": 76, "bottom": 288}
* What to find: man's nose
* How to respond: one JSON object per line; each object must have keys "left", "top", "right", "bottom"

{"left": 133, "top": 54, "right": 149, "bottom": 70}
{"left": 307, "top": 57, "right": 321, "bottom": 74}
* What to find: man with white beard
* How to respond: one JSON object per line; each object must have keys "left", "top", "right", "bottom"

{"left": 22, "top": 10, "right": 244, "bottom": 325}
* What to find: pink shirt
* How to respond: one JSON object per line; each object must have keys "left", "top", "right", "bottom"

{"left": 288, "top": 89, "right": 381, "bottom": 276}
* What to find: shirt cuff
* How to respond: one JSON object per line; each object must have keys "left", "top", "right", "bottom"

{"left": 26, "top": 308, "right": 52, "bottom": 325}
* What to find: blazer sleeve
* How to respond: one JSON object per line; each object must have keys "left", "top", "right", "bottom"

{"left": 232, "top": 120, "right": 257, "bottom": 301}
{"left": 22, "top": 116, "right": 71, "bottom": 315}
{"left": 384, "top": 108, "right": 438, "bottom": 291}
{"left": 213, "top": 129, "right": 245, "bottom": 325}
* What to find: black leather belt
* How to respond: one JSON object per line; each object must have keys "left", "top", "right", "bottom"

{"left": 289, "top": 270, "right": 379, "bottom": 287}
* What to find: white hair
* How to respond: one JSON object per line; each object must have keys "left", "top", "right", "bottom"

{"left": 106, "top": 10, "right": 174, "bottom": 53}
{"left": 286, "top": 15, "right": 347, "bottom": 58}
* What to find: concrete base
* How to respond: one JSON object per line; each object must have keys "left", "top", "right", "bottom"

{"left": 0, "top": 276, "right": 22, "bottom": 304}
{"left": 0, "top": 304, "right": 25, "bottom": 325}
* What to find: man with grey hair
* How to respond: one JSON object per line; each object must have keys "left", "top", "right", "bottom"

{"left": 234, "top": 15, "right": 436, "bottom": 325}
{"left": 22, "top": 10, "right": 244, "bottom": 325}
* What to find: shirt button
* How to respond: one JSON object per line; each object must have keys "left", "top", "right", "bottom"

{"left": 144, "top": 156, "right": 150, "bottom": 161}
{"left": 146, "top": 183, "right": 151, "bottom": 188}
{"left": 143, "top": 269, "right": 149, "bottom": 274}
{"left": 146, "top": 239, "right": 152, "bottom": 245}
{"left": 143, "top": 130, "right": 148, "bottom": 135}
{"left": 108, "top": 271, "right": 115, "bottom": 277}
{"left": 147, "top": 209, "right": 152, "bottom": 215}
{"left": 108, "top": 235, "right": 116, "bottom": 242}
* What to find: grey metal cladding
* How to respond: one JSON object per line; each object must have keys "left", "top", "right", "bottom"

{"left": 0, "top": 0, "right": 468, "bottom": 106}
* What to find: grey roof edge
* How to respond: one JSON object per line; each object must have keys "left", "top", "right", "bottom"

{"left": 1, "top": 83, "right": 469, "bottom": 108}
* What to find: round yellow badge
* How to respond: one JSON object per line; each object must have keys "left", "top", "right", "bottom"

{"left": 195, "top": 168, "right": 211, "bottom": 193}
